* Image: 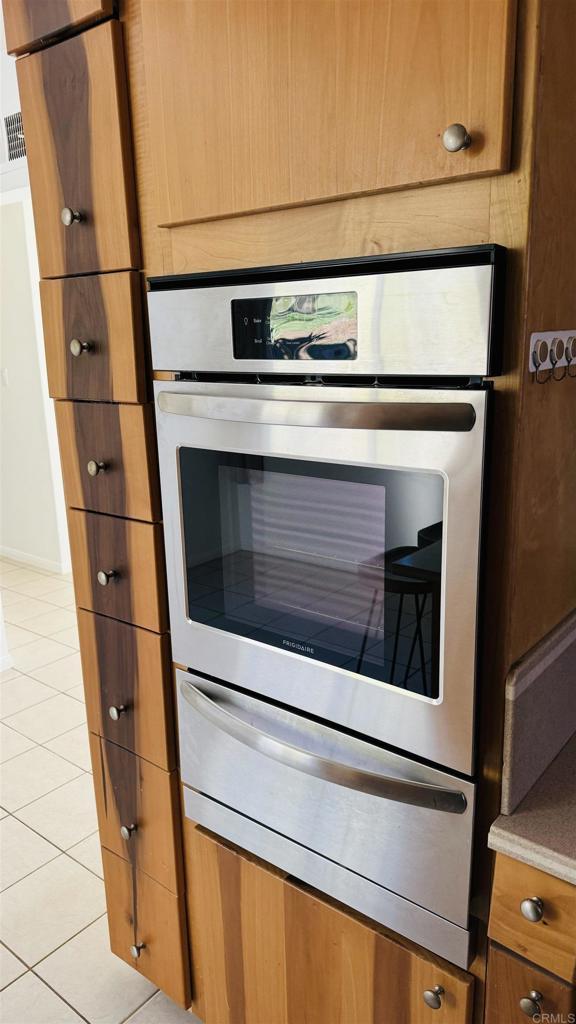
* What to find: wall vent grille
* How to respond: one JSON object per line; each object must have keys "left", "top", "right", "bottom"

{"left": 5, "top": 112, "right": 26, "bottom": 161}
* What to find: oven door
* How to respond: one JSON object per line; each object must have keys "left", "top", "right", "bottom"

{"left": 155, "top": 381, "right": 487, "bottom": 775}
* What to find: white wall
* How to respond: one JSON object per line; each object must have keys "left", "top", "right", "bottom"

{"left": 0, "top": 23, "right": 70, "bottom": 574}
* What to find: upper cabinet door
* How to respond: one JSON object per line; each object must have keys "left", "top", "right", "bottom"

{"left": 17, "top": 21, "right": 140, "bottom": 278}
{"left": 141, "top": 0, "right": 517, "bottom": 227}
{"left": 3, "top": 1, "right": 113, "bottom": 55}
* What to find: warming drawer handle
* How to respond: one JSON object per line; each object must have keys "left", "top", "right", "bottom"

{"left": 157, "top": 391, "right": 476, "bottom": 432}
{"left": 180, "top": 682, "right": 468, "bottom": 815}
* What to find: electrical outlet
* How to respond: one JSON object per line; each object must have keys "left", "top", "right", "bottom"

{"left": 528, "top": 330, "right": 576, "bottom": 373}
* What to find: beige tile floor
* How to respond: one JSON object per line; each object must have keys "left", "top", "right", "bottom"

{"left": 0, "top": 558, "right": 197, "bottom": 1024}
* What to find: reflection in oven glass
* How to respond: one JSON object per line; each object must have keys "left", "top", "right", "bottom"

{"left": 180, "top": 450, "right": 443, "bottom": 699}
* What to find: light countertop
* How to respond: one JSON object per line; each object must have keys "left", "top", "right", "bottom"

{"left": 488, "top": 732, "right": 576, "bottom": 885}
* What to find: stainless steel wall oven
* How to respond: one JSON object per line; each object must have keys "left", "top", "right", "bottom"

{"left": 148, "top": 246, "right": 505, "bottom": 968}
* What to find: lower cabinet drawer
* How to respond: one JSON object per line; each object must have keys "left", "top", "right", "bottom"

{"left": 68, "top": 509, "right": 168, "bottom": 632}
{"left": 90, "top": 734, "right": 183, "bottom": 894}
{"left": 184, "top": 820, "right": 474, "bottom": 1024}
{"left": 102, "top": 848, "right": 190, "bottom": 1008}
{"left": 55, "top": 402, "right": 161, "bottom": 522}
{"left": 489, "top": 852, "right": 576, "bottom": 982}
{"left": 486, "top": 943, "right": 576, "bottom": 1022}
{"left": 78, "top": 611, "right": 175, "bottom": 770}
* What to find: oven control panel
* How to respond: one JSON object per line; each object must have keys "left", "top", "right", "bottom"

{"left": 231, "top": 291, "right": 358, "bottom": 361}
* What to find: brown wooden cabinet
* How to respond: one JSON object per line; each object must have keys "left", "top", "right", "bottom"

{"left": 184, "top": 821, "right": 474, "bottom": 1024}
{"left": 140, "top": 0, "right": 516, "bottom": 228}
{"left": 55, "top": 403, "right": 161, "bottom": 522}
{"left": 90, "top": 734, "right": 183, "bottom": 895}
{"left": 489, "top": 853, "right": 576, "bottom": 984}
{"left": 17, "top": 20, "right": 139, "bottom": 277}
{"left": 485, "top": 943, "right": 576, "bottom": 1023}
{"left": 102, "top": 848, "right": 190, "bottom": 1008}
{"left": 40, "top": 272, "right": 148, "bottom": 404}
{"left": 2, "top": 0, "right": 113, "bottom": 54}
{"left": 78, "top": 611, "right": 175, "bottom": 771}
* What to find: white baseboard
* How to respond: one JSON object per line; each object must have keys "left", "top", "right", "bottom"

{"left": 0, "top": 545, "right": 71, "bottom": 576}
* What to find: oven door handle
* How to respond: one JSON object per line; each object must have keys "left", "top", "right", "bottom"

{"left": 157, "top": 391, "right": 476, "bottom": 432}
{"left": 180, "top": 682, "right": 468, "bottom": 814}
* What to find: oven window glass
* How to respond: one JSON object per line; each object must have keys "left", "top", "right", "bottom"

{"left": 179, "top": 450, "right": 444, "bottom": 699}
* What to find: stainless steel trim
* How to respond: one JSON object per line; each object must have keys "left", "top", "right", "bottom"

{"left": 181, "top": 680, "right": 467, "bottom": 814}
{"left": 148, "top": 264, "right": 494, "bottom": 377}
{"left": 158, "top": 391, "right": 476, "bottom": 432}
{"left": 183, "top": 787, "right": 473, "bottom": 968}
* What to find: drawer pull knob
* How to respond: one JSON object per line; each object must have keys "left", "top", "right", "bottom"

{"left": 129, "top": 943, "right": 145, "bottom": 960}
{"left": 120, "top": 823, "right": 137, "bottom": 841}
{"left": 442, "top": 123, "right": 472, "bottom": 152}
{"left": 61, "top": 207, "right": 83, "bottom": 226}
{"left": 108, "top": 704, "right": 127, "bottom": 721}
{"left": 519, "top": 991, "right": 543, "bottom": 1019}
{"left": 87, "top": 460, "right": 108, "bottom": 478}
{"left": 69, "top": 338, "right": 92, "bottom": 358}
{"left": 520, "top": 896, "right": 544, "bottom": 923}
{"left": 97, "top": 569, "right": 118, "bottom": 587}
{"left": 423, "top": 986, "right": 444, "bottom": 1010}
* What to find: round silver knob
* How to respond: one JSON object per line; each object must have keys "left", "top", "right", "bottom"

{"left": 69, "top": 338, "right": 92, "bottom": 358}
{"left": 120, "top": 823, "right": 137, "bottom": 841}
{"left": 108, "top": 704, "right": 126, "bottom": 721}
{"left": 129, "top": 942, "right": 145, "bottom": 960}
{"left": 86, "top": 460, "right": 107, "bottom": 477}
{"left": 61, "top": 207, "right": 83, "bottom": 226}
{"left": 442, "top": 123, "right": 472, "bottom": 152}
{"left": 423, "top": 985, "right": 444, "bottom": 1010}
{"left": 520, "top": 896, "right": 544, "bottom": 923}
{"left": 97, "top": 569, "right": 118, "bottom": 587}
{"left": 519, "top": 991, "right": 543, "bottom": 1019}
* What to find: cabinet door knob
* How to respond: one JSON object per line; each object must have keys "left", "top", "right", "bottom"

{"left": 442, "top": 123, "right": 472, "bottom": 152}
{"left": 69, "top": 338, "right": 92, "bottom": 358}
{"left": 108, "top": 704, "right": 126, "bottom": 721}
{"left": 519, "top": 991, "right": 543, "bottom": 1019}
{"left": 61, "top": 207, "right": 83, "bottom": 226}
{"left": 423, "top": 985, "right": 444, "bottom": 1010}
{"left": 86, "top": 460, "right": 107, "bottom": 478}
{"left": 97, "top": 569, "right": 118, "bottom": 587}
{"left": 120, "top": 823, "right": 137, "bottom": 841}
{"left": 520, "top": 897, "right": 544, "bottom": 923}
{"left": 129, "top": 942, "right": 145, "bottom": 960}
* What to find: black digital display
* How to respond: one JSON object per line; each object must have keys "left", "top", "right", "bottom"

{"left": 232, "top": 291, "right": 358, "bottom": 361}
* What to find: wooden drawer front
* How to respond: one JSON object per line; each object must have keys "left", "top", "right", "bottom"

{"left": 3, "top": 1, "right": 114, "bottom": 55}
{"left": 102, "top": 848, "right": 190, "bottom": 1008}
{"left": 16, "top": 21, "right": 139, "bottom": 277}
{"left": 486, "top": 943, "right": 576, "bottom": 1023}
{"left": 185, "top": 821, "right": 474, "bottom": 1024}
{"left": 56, "top": 403, "right": 160, "bottom": 522}
{"left": 68, "top": 510, "right": 168, "bottom": 633}
{"left": 78, "top": 611, "right": 175, "bottom": 770}
{"left": 90, "top": 735, "right": 182, "bottom": 894}
{"left": 489, "top": 853, "right": 576, "bottom": 982}
{"left": 40, "top": 273, "right": 147, "bottom": 404}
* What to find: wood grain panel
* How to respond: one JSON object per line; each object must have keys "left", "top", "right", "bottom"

{"left": 140, "top": 0, "right": 516, "bottom": 228}
{"left": 489, "top": 854, "right": 576, "bottom": 983}
{"left": 485, "top": 943, "right": 576, "bottom": 1023}
{"left": 3, "top": 0, "right": 113, "bottom": 54}
{"left": 40, "top": 272, "right": 148, "bottom": 404}
{"left": 55, "top": 403, "right": 161, "bottom": 522}
{"left": 68, "top": 509, "right": 168, "bottom": 633}
{"left": 16, "top": 20, "right": 139, "bottom": 277}
{"left": 90, "top": 734, "right": 182, "bottom": 894}
{"left": 78, "top": 611, "right": 175, "bottom": 770}
{"left": 185, "top": 821, "right": 474, "bottom": 1024}
{"left": 102, "top": 847, "right": 191, "bottom": 1008}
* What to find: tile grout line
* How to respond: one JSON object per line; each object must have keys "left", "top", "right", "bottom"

{"left": 0, "top": 814, "right": 104, "bottom": 891}
{"left": 2, "top": 764, "right": 90, "bottom": 816}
